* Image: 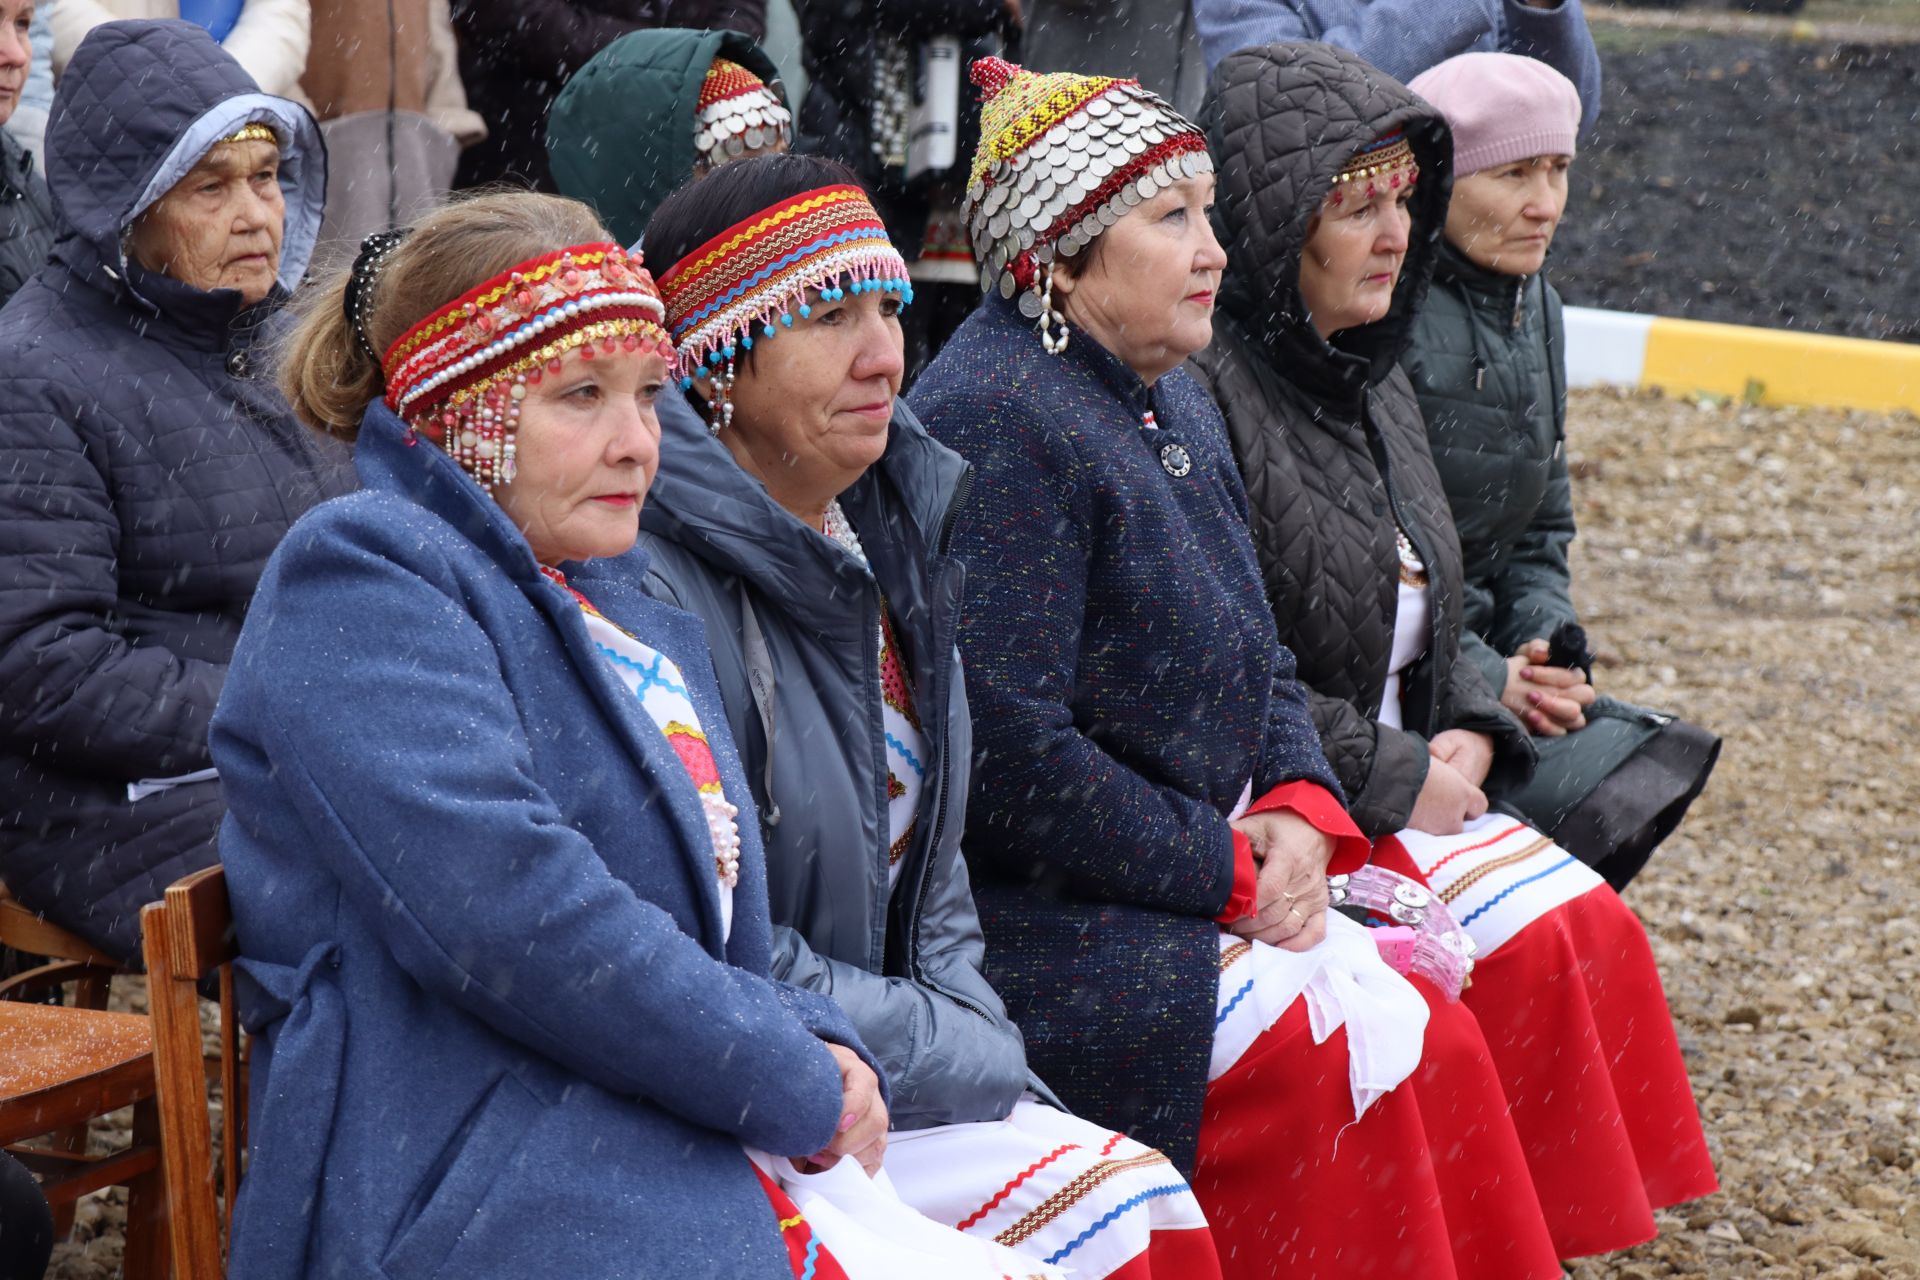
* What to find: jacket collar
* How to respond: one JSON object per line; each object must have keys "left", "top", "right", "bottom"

{"left": 639, "top": 384, "right": 969, "bottom": 636}
{"left": 0, "top": 131, "right": 33, "bottom": 201}
{"left": 355, "top": 400, "right": 745, "bottom": 951}
{"left": 1433, "top": 238, "right": 1531, "bottom": 314}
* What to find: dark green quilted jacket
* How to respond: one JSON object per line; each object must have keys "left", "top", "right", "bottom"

{"left": 1404, "top": 240, "right": 1574, "bottom": 692}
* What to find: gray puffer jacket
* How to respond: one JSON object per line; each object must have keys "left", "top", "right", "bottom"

{"left": 586, "top": 391, "right": 1040, "bottom": 1131}
{"left": 1406, "top": 238, "right": 1573, "bottom": 690}
{"left": 1190, "top": 41, "right": 1533, "bottom": 837}
{"left": 0, "top": 20, "right": 348, "bottom": 961}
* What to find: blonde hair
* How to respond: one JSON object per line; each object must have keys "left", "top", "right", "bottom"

{"left": 278, "top": 191, "right": 610, "bottom": 440}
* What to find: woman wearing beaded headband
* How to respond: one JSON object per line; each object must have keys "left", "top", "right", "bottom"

{"left": 914, "top": 56, "right": 1577, "bottom": 1279}
{"left": 1191, "top": 41, "right": 1716, "bottom": 1264}
{"left": 593, "top": 153, "right": 1222, "bottom": 1279}
{"left": 213, "top": 190, "right": 899, "bottom": 1280}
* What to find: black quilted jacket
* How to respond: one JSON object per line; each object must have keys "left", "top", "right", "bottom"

{"left": 1189, "top": 43, "right": 1532, "bottom": 838}
{"left": 0, "top": 21, "right": 350, "bottom": 961}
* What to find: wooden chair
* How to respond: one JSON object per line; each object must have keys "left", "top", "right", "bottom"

{"left": 0, "top": 1002, "right": 168, "bottom": 1277}
{"left": 0, "top": 877, "right": 142, "bottom": 1244}
{"left": 142, "top": 865, "right": 244, "bottom": 1280}
{"left": 0, "top": 879, "right": 123, "bottom": 1009}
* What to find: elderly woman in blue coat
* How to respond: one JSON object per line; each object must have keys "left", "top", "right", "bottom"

{"left": 210, "top": 192, "right": 891, "bottom": 1280}
{"left": 593, "top": 152, "right": 1219, "bottom": 1280}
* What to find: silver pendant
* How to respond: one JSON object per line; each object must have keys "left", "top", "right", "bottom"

{"left": 1159, "top": 442, "right": 1192, "bottom": 478}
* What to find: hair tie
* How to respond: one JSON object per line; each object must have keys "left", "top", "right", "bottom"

{"left": 344, "top": 229, "right": 411, "bottom": 365}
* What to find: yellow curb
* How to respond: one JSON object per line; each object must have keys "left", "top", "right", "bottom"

{"left": 1641, "top": 315, "right": 1920, "bottom": 415}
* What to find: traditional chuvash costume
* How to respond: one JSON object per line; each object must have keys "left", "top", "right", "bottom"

{"left": 1189, "top": 40, "right": 1718, "bottom": 1262}
{"left": 913, "top": 58, "right": 1581, "bottom": 1279}
{"left": 635, "top": 175, "right": 1222, "bottom": 1279}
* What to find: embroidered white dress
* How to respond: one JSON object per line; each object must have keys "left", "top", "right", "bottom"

{"left": 1375, "top": 530, "right": 1605, "bottom": 956}
{"left": 818, "top": 504, "right": 1219, "bottom": 1280}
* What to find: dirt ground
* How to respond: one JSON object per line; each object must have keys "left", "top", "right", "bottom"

{"left": 37, "top": 388, "right": 1920, "bottom": 1276}
{"left": 1550, "top": 24, "right": 1920, "bottom": 343}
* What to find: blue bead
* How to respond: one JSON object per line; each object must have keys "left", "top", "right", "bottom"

{"left": 724, "top": 344, "right": 737, "bottom": 358}
{"left": 742, "top": 336, "right": 753, "bottom": 350}
{"left": 763, "top": 323, "right": 777, "bottom": 337}
{"left": 780, "top": 312, "right": 795, "bottom": 327}
{"left": 799, "top": 304, "right": 812, "bottom": 318}
{"left": 680, "top": 376, "right": 693, "bottom": 390}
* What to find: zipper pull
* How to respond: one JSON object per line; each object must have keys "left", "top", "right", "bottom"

{"left": 1473, "top": 361, "right": 1485, "bottom": 392}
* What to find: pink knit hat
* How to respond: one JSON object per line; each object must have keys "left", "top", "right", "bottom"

{"left": 1408, "top": 52, "right": 1581, "bottom": 176}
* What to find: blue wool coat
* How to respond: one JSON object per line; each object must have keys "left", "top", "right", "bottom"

{"left": 910, "top": 296, "right": 1344, "bottom": 1172}
{"left": 211, "top": 403, "right": 876, "bottom": 1280}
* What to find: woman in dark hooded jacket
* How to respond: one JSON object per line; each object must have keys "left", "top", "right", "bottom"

{"left": 1190, "top": 41, "right": 1717, "bottom": 1260}
{"left": 0, "top": 19, "right": 351, "bottom": 962}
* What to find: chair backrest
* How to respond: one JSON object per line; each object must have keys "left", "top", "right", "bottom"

{"left": 140, "top": 866, "right": 242, "bottom": 1280}
{"left": 0, "top": 880, "right": 124, "bottom": 1006}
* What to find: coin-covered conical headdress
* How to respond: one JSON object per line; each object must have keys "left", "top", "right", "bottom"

{"left": 964, "top": 56, "right": 1212, "bottom": 326}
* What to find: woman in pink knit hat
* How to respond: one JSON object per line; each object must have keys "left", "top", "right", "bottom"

{"left": 1404, "top": 51, "right": 1722, "bottom": 898}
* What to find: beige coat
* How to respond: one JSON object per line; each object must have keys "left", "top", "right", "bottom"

{"left": 52, "top": 0, "right": 311, "bottom": 97}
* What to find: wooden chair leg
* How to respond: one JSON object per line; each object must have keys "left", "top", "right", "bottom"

{"left": 121, "top": 1098, "right": 170, "bottom": 1280}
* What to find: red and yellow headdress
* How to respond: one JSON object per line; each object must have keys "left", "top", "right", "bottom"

{"left": 657, "top": 184, "right": 912, "bottom": 387}
{"left": 1328, "top": 131, "right": 1419, "bottom": 206}
{"left": 695, "top": 57, "right": 792, "bottom": 171}
{"left": 379, "top": 243, "right": 673, "bottom": 490}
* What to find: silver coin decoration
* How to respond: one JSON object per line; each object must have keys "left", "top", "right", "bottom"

{"left": 694, "top": 73, "right": 792, "bottom": 174}
{"left": 965, "top": 77, "right": 1215, "bottom": 304}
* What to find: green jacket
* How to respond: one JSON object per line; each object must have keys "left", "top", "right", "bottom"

{"left": 1405, "top": 240, "right": 1573, "bottom": 694}
{"left": 547, "top": 27, "right": 788, "bottom": 248}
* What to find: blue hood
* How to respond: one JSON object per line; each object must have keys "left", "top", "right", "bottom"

{"left": 45, "top": 19, "right": 324, "bottom": 300}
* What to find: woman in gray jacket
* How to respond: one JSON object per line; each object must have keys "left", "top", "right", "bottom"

{"left": 583, "top": 153, "right": 1219, "bottom": 1280}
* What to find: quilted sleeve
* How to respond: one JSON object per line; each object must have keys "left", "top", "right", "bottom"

{"left": 0, "top": 381, "right": 225, "bottom": 777}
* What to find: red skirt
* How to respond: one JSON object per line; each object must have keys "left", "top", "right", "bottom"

{"left": 1373, "top": 840, "right": 1718, "bottom": 1257}
{"left": 1191, "top": 991, "right": 1562, "bottom": 1279}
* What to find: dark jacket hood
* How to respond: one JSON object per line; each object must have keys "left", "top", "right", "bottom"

{"left": 1202, "top": 41, "right": 1452, "bottom": 403}
{"left": 44, "top": 19, "right": 324, "bottom": 313}
{"left": 639, "top": 387, "right": 968, "bottom": 624}
{"left": 548, "top": 28, "right": 788, "bottom": 249}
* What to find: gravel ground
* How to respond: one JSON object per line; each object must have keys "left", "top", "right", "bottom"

{"left": 39, "top": 389, "right": 1920, "bottom": 1277}
{"left": 1550, "top": 28, "right": 1920, "bottom": 343}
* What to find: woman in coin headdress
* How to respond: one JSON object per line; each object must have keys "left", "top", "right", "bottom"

{"left": 912, "top": 57, "right": 1570, "bottom": 1280}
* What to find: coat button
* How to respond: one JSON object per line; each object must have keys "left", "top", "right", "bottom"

{"left": 1159, "top": 442, "right": 1192, "bottom": 478}
{"left": 226, "top": 349, "right": 251, "bottom": 378}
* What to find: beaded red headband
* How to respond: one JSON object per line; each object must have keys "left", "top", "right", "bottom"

{"left": 657, "top": 185, "right": 912, "bottom": 386}
{"left": 1328, "top": 132, "right": 1419, "bottom": 206}
{"left": 381, "top": 243, "right": 674, "bottom": 490}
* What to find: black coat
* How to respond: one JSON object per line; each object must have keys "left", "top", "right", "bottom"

{"left": 1189, "top": 42, "right": 1533, "bottom": 838}
{"left": 0, "top": 130, "right": 55, "bottom": 310}
{"left": 0, "top": 21, "right": 350, "bottom": 960}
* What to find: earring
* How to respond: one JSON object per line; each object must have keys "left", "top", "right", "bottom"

{"left": 1036, "top": 265, "right": 1070, "bottom": 357}
{"left": 708, "top": 356, "right": 737, "bottom": 436}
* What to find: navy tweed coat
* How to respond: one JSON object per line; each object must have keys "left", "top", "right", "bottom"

{"left": 911, "top": 295, "right": 1343, "bottom": 1171}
